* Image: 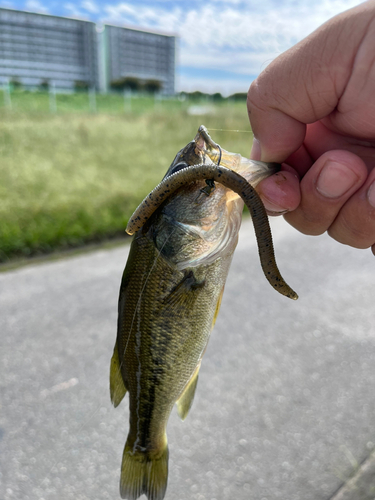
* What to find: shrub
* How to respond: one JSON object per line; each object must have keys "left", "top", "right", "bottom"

{"left": 110, "top": 76, "right": 141, "bottom": 92}
{"left": 39, "top": 79, "right": 50, "bottom": 91}
{"left": 186, "top": 90, "right": 209, "bottom": 100}
{"left": 74, "top": 80, "right": 90, "bottom": 92}
{"left": 9, "top": 77, "right": 22, "bottom": 90}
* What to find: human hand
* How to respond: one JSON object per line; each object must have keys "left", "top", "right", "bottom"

{"left": 247, "top": 1, "right": 375, "bottom": 255}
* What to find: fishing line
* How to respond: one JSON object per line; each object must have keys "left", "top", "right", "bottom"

{"left": 208, "top": 128, "right": 253, "bottom": 134}
{"left": 119, "top": 227, "right": 177, "bottom": 366}
{"left": 37, "top": 166, "right": 214, "bottom": 495}
{"left": 37, "top": 134, "right": 243, "bottom": 494}
{"left": 36, "top": 236, "right": 171, "bottom": 496}
{"left": 39, "top": 227, "right": 178, "bottom": 494}
{"left": 117, "top": 228, "right": 178, "bottom": 452}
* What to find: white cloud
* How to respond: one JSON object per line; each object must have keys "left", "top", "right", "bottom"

{"left": 104, "top": 3, "right": 182, "bottom": 31}
{"left": 25, "top": 0, "right": 49, "bottom": 13}
{"left": 103, "top": 0, "right": 360, "bottom": 48}
{"left": 64, "top": 2, "right": 89, "bottom": 19}
{"left": 101, "top": 0, "right": 362, "bottom": 94}
{"left": 81, "top": 0, "right": 99, "bottom": 13}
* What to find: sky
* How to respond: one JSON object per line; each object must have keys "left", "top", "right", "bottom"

{"left": 0, "top": 0, "right": 364, "bottom": 95}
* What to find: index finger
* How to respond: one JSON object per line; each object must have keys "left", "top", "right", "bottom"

{"left": 247, "top": 2, "right": 372, "bottom": 162}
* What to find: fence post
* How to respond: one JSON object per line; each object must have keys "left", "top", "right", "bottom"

{"left": 49, "top": 82, "right": 57, "bottom": 113}
{"left": 154, "top": 92, "right": 162, "bottom": 111}
{"left": 124, "top": 88, "right": 132, "bottom": 112}
{"left": 89, "top": 87, "right": 97, "bottom": 113}
{"left": 3, "top": 80, "right": 12, "bottom": 110}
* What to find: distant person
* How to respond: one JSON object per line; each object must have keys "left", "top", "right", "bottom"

{"left": 247, "top": 0, "right": 375, "bottom": 255}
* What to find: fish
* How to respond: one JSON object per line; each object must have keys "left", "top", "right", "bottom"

{"left": 110, "top": 125, "right": 297, "bottom": 500}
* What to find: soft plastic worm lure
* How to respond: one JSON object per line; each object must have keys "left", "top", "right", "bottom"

{"left": 126, "top": 164, "right": 298, "bottom": 300}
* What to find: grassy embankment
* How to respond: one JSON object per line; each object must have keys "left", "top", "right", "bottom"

{"left": 0, "top": 90, "right": 253, "bottom": 262}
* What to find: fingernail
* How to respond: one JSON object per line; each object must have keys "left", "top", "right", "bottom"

{"left": 261, "top": 198, "right": 288, "bottom": 214}
{"left": 368, "top": 181, "right": 375, "bottom": 208}
{"left": 316, "top": 161, "right": 359, "bottom": 198}
{"left": 250, "top": 138, "right": 261, "bottom": 160}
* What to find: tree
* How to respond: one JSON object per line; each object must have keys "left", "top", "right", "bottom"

{"left": 211, "top": 92, "right": 224, "bottom": 102}
{"left": 143, "top": 79, "right": 162, "bottom": 94}
{"left": 228, "top": 92, "right": 247, "bottom": 101}
{"left": 110, "top": 77, "right": 141, "bottom": 92}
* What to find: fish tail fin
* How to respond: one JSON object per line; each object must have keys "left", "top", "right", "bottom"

{"left": 120, "top": 438, "right": 169, "bottom": 500}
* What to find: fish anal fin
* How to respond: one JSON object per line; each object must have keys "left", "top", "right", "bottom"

{"left": 110, "top": 341, "right": 127, "bottom": 408}
{"left": 164, "top": 270, "right": 205, "bottom": 309}
{"left": 176, "top": 363, "right": 200, "bottom": 421}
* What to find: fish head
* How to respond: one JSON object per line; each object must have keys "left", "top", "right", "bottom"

{"left": 150, "top": 127, "right": 244, "bottom": 269}
{"left": 194, "top": 125, "right": 221, "bottom": 165}
{"left": 163, "top": 126, "right": 222, "bottom": 180}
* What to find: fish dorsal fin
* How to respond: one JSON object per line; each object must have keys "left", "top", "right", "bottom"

{"left": 176, "top": 363, "right": 200, "bottom": 421}
{"left": 110, "top": 341, "right": 127, "bottom": 408}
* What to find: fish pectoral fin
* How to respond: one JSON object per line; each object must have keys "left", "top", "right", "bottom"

{"left": 110, "top": 341, "right": 127, "bottom": 408}
{"left": 176, "top": 363, "right": 200, "bottom": 421}
{"left": 164, "top": 270, "right": 205, "bottom": 309}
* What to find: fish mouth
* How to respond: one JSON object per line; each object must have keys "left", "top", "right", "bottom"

{"left": 194, "top": 125, "right": 221, "bottom": 164}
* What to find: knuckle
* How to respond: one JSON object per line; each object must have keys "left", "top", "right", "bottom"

{"left": 300, "top": 203, "right": 334, "bottom": 234}
{"left": 284, "top": 208, "right": 329, "bottom": 236}
{"left": 247, "top": 80, "right": 267, "bottom": 114}
{"left": 327, "top": 210, "right": 375, "bottom": 248}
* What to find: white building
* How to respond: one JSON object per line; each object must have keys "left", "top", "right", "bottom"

{"left": 0, "top": 8, "right": 98, "bottom": 90}
{"left": 100, "top": 23, "right": 175, "bottom": 95}
{"left": 0, "top": 8, "right": 176, "bottom": 95}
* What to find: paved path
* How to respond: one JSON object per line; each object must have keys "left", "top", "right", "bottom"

{"left": 0, "top": 218, "right": 374, "bottom": 500}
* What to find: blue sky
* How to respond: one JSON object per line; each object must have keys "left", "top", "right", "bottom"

{"left": 0, "top": 0, "right": 363, "bottom": 95}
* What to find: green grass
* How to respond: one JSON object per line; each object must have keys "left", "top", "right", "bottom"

{"left": 0, "top": 91, "right": 253, "bottom": 262}
{"left": 1, "top": 89, "right": 190, "bottom": 115}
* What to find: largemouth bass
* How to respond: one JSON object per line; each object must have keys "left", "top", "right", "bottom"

{"left": 110, "top": 126, "right": 297, "bottom": 500}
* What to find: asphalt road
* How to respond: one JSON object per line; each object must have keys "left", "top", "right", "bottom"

{"left": 0, "top": 218, "right": 374, "bottom": 500}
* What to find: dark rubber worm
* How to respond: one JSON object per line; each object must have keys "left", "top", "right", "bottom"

{"left": 126, "top": 163, "right": 298, "bottom": 300}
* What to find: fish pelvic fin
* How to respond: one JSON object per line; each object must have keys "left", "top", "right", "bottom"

{"left": 211, "top": 286, "right": 225, "bottom": 330}
{"left": 176, "top": 362, "right": 200, "bottom": 421}
{"left": 120, "top": 439, "right": 169, "bottom": 500}
{"left": 110, "top": 341, "right": 127, "bottom": 408}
